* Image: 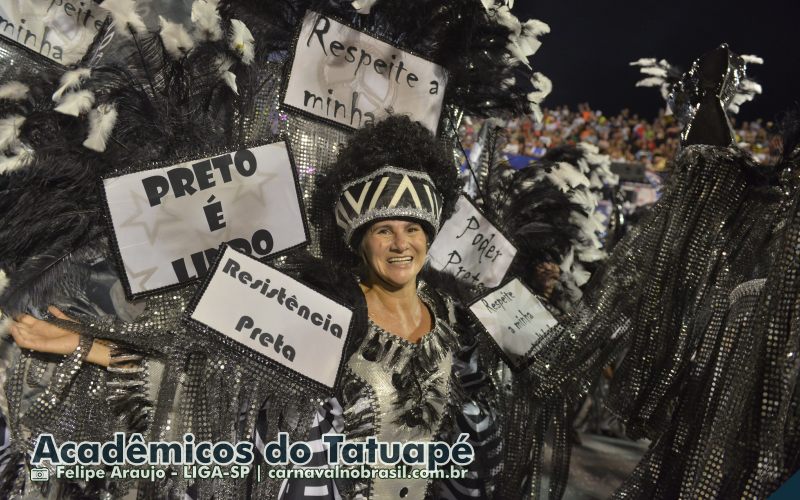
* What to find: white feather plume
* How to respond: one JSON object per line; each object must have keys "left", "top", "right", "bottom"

{"left": 571, "top": 210, "right": 605, "bottom": 237}
{"left": 229, "top": 20, "right": 255, "bottom": 65}
{"left": 630, "top": 58, "right": 657, "bottom": 66}
{"left": 576, "top": 245, "right": 606, "bottom": 264}
{"left": 528, "top": 72, "right": 552, "bottom": 103}
{"left": 560, "top": 247, "right": 575, "bottom": 274}
{"left": 528, "top": 72, "right": 553, "bottom": 123}
{"left": 159, "top": 16, "right": 195, "bottom": 59}
{"left": 214, "top": 56, "right": 238, "bottom": 94}
{"left": 191, "top": 0, "right": 222, "bottom": 42}
{"left": 517, "top": 19, "right": 549, "bottom": 57}
{"left": 102, "top": 0, "right": 147, "bottom": 37}
{"left": 0, "top": 269, "right": 7, "bottom": 296}
{"left": 494, "top": 5, "right": 521, "bottom": 34}
{"left": 0, "top": 82, "right": 29, "bottom": 101}
{"left": 527, "top": 72, "right": 552, "bottom": 122}
{"left": 52, "top": 68, "right": 92, "bottom": 102}
{"left": 741, "top": 54, "right": 764, "bottom": 65}
{"left": 640, "top": 66, "right": 668, "bottom": 78}
{"left": 352, "top": 0, "right": 379, "bottom": 14}
{"left": 529, "top": 103, "right": 544, "bottom": 124}
{"left": 631, "top": 57, "right": 674, "bottom": 103}
{"left": 54, "top": 90, "right": 95, "bottom": 116}
{"left": 740, "top": 80, "right": 762, "bottom": 94}
{"left": 577, "top": 142, "right": 599, "bottom": 155}
{"left": 635, "top": 76, "right": 666, "bottom": 88}
{"left": 83, "top": 104, "right": 118, "bottom": 152}
{"left": 545, "top": 162, "right": 591, "bottom": 192}
{"left": 575, "top": 157, "right": 591, "bottom": 175}
{"left": 0, "top": 148, "right": 34, "bottom": 175}
{"left": 0, "top": 115, "right": 24, "bottom": 150}
{"left": 221, "top": 72, "right": 238, "bottom": 94}
{"left": 0, "top": 316, "right": 12, "bottom": 336}
{"left": 571, "top": 263, "right": 592, "bottom": 287}
{"left": 568, "top": 188, "right": 597, "bottom": 213}
{"left": 728, "top": 79, "right": 763, "bottom": 114}
{"left": 594, "top": 163, "right": 619, "bottom": 187}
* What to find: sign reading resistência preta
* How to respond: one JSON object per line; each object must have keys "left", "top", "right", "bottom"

{"left": 283, "top": 10, "right": 448, "bottom": 133}
{"left": 188, "top": 246, "right": 352, "bottom": 390}
{"left": 103, "top": 141, "right": 308, "bottom": 298}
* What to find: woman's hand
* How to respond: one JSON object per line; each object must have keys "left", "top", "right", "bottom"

{"left": 9, "top": 306, "right": 111, "bottom": 367}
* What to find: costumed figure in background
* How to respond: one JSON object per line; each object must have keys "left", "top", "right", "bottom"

{"left": 524, "top": 44, "right": 798, "bottom": 497}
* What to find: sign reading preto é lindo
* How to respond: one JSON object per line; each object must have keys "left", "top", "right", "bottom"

{"left": 283, "top": 10, "right": 448, "bottom": 133}
{"left": 428, "top": 196, "right": 517, "bottom": 290}
{"left": 103, "top": 141, "right": 307, "bottom": 298}
{"left": 189, "top": 246, "right": 352, "bottom": 390}
{"left": 469, "top": 278, "right": 558, "bottom": 369}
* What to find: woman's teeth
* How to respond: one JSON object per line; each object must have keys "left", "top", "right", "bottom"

{"left": 388, "top": 257, "right": 413, "bottom": 263}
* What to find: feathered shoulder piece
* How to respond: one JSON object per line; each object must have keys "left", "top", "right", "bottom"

{"left": 220, "top": 0, "right": 551, "bottom": 118}
{"left": 0, "top": 1, "right": 259, "bottom": 314}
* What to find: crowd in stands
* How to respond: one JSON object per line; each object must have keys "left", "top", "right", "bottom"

{"left": 461, "top": 104, "right": 782, "bottom": 170}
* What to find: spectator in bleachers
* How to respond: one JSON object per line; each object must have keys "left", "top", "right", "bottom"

{"left": 461, "top": 105, "right": 782, "bottom": 170}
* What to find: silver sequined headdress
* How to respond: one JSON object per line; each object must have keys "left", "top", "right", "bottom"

{"left": 335, "top": 165, "right": 443, "bottom": 247}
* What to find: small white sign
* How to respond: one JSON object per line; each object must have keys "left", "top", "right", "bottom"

{"left": 190, "top": 246, "right": 351, "bottom": 389}
{"left": 103, "top": 141, "right": 307, "bottom": 297}
{"left": 428, "top": 196, "right": 517, "bottom": 289}
{"left": 283, "top": 10, "right": 448, "bottom": 133}
{"left": 469, "top": 278, "right": 558, "bottom": 368}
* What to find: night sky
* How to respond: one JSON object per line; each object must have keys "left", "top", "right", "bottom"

{"left": 513, "top": 0, "right": 800, "bottom": 123}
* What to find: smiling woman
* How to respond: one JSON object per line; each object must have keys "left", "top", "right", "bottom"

{"left": 264, "top": 115, "right": 502, "bottom": 500}
{"left": 359, "top": 219, "right": 433, "bottom": 343}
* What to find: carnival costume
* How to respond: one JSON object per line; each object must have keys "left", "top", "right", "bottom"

{"left": 269, "top": 115, "right": 490, "bottom": 500}
{"left": 0, "top": 0, "right": 797, "bottom": 498}
{"left": 0, "top": 1, "right": 555, "bottom": 499}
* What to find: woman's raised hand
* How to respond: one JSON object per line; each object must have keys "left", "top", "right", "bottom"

{"left": 9, "top": 306, "right": 111, "bottom": 366}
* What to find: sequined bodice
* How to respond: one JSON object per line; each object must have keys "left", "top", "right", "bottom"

{"left": 343, "top": 290, "right": 459, "bottom": 499}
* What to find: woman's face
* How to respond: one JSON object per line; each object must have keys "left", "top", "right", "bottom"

{"left": 361, "top": 219, "right": 428, "bottom": 290}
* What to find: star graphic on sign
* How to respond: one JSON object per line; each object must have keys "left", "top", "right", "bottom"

{"left": 230, "top": 170, "right": 280, "bottom": 209}
{"left": 124, "top": 263, "right": 159, "bottom": 293}
{"left": 117, "top": 190, "right": 184, "bottom": 246}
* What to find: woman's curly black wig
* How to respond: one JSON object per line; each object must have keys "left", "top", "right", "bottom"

{"left": 318, "top": 114, "right": 461, "bottom": 260}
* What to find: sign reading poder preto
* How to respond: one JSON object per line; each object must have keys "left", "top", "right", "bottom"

{"left": 469, "top": 278, "right": 558, "bottom": 370}
{"left": 188, "top": 246, "right": 352, "bottom": 390}
{"left": 283, "top": 10, "right": 448, "bottom": 133}
{"left": 103, "top": 141, "right": 308, "bottom": 298}
{"left": 428, "top": 196, "right": 517, "bottom": 290}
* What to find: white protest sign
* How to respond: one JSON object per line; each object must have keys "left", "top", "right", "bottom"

{"left": 103, "top": 141, "right": 308, "bottom": 298}
{"left": 428, "top": 196, "right": 517, "bottom": 289}
{"left": 283, "top": 10, "right": 447, "bottom": 133}
{"left": 469, "top": 278, "right": 558, "bottom": 369}
{"left": 0, "top": 0, "right": 110, "bottom": 65}
{"left": 189, "top": 246, "right": 352, "bottom": 389}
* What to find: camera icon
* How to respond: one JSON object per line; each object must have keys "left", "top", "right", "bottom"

{"left": 30, "top": 467, "right": 49, "bottom": 481}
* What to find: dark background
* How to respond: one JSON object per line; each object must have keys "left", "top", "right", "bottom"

{"left": 513, "top": 0, "right": 800, "bottom": 122}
